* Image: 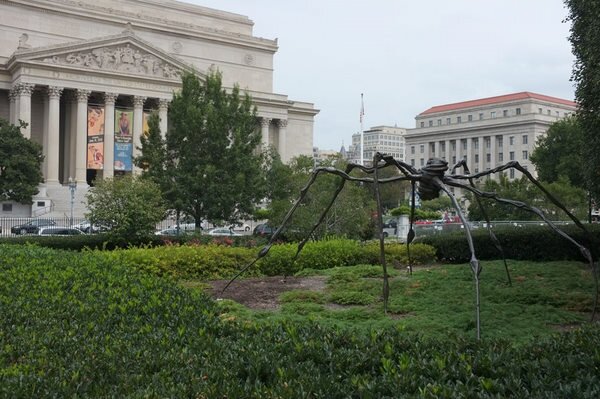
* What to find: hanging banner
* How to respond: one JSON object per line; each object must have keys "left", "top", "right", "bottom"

{"left": 87, "top": 105, "right": 105, "bottom": 170}
{"left": 114, "top": 109, "right": 133, "bottom": 171}
{"left": 143, "top": 111, "right": 151, "bottom": 136}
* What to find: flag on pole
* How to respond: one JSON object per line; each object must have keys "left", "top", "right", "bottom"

{"left": 360, "top": 93, "right": 364, "bottom": 123}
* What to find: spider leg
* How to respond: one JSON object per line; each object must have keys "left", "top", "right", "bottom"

{"left": 447, "top": 176, "right": 598, "bottom": 320}
{"left": 406, "top": 180, "right": 417, "bottom": 276}
{"left": 448, "top": 161, "right": 512, "bottom": 286}
{"left": 435, "top": 177, "right": 483, "bottom": 340}
{"left": 373, "top": 154, "right": 391, "bottom": 313}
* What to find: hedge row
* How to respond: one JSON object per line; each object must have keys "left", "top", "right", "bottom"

{"left": 1, "top": 244, "right": 599, "bottom": 397}
{"left": 102, "top": 239, "right": 437, "bottom": 280}
{"left": 419, "top": 223, "right": 600, "bottom": 263}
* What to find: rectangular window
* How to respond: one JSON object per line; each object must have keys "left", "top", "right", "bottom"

{"left": 522, "top": 135, "right": 528, "bottom": 145}
{"left": 451, "top": 141, "right": 456, "bottom": 151}
{"left": 420, "top": 144, "right": 424, "bottom": 154}
{"left": 437, "top": 119, "right": 442, "bottom": 126}
{"left": 509, "top": 151, "right": 515, "bottom": 161}
{"left": 547, "top": 109, "right": 551, "bottom": 115}
{"left": 473, "top": 138, "right": 479, "bottom": 150}
{"left": 510, "top": 169, "right": 515, "bottom": 179}
{"left": 457, "top": 116, "right": 462, "bottom": 123}
{"left": 411, "top": 146, "right": 415, "bottom": 155}
{"left": 479, "top": 113, "right": 484, "bottom": 120}
{"left": 538, "top": 108, "right": 543, "bottom": 114}
{"left": 468, "top": 114, "right": 473, "bottom": 122}
{"left": 420, "top": 158, "right": 424, "bottom": 166}
{"left": 522, "top": 150, "right": 528, "bottom": 160}
{"left": 452, "top": 156, "right": 456, "bottom": 164}
{"left": 2, "top": 203, "right": 12, "bottom": 212}
{"left": 428, "top": 120, "right": 433, "bottom": 127}
{"left": 485, "top": 137, "right": 490, "bottom": 148}
{"left": 516, "top": 108, "right": 521, "bottom": 115}
{"left": 503, "top": 110, "right": 508, "bottom": 117}
{"left": 509, "top": 136, "right": 515, "bottom": 145}
{"left": 411, "top": 159, "right": 415, "bottom": 166}
{"left": 475, "top": 154, "right": 479, "bottom": 163}
{"left": 430, "top": 143, "right": 435, "bottom": 154}
{"left": 491, "top": 111, "right": 496, "bottom": 118}
{"left": 497, "top": 136, "right": 503, "bottom": 146}
{"left": 446, "top": 117, "right": 451, "bottom": 125}
{"left": 440, "top": 142, "right": 446, "bottom": 152}
{"left": 486, "top": 153, "right": 491, "bottom": 162}
{"left": 498, "top": 152, "right": 503, "bottom": 162}
{"left": 462, "top": 139, "right": 467, "bottom": 150}
{"left": 37, "top": 201, "right": 45, "bottom": 207}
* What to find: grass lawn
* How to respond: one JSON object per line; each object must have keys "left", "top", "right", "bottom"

{"left": 207, "top": 260, "right": 596, "bottom": 343}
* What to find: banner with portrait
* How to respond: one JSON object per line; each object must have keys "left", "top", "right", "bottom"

{"left": 114, "top": 109, "right": 133, "bottom": 171}
{"left": 87, "top": 105, "right": 105, "bottom": 170}
{"left": 143, "top": 111, "right": 151, "bottom": 137}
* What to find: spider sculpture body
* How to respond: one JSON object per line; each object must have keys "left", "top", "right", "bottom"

{"left": 226, "top": 152, "right": 598, "bottom": 340}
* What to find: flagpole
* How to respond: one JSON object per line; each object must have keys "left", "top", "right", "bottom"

{"left": 360, "top": 93, "right": 364, "bottom": 166}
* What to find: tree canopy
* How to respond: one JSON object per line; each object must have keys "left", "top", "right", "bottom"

{"left": 565, "top": 0, "right": 600, "bottom": 200}
{"left": 136, "top": 71, "right": 267, "bottom": 225}
{"left": 0, "top": 119, "right": 43, "bottom": 204}
{"left": 530, "top": 116, "right": 585, "bottom": 188}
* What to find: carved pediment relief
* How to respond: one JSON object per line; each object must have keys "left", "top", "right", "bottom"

{"left": 38, "top": 43, "right": 182, "bottom": 79}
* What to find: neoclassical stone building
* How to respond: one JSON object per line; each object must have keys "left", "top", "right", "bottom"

{"left": 0, "top": 0, "right": 318, "bottom": 217}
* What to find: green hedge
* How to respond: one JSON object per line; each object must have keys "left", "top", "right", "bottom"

{"left": 96, "top": 239, "right": 437, "bottom": 280}
{"left": 1, "top": 244, "right": 599, "bottom": 397}
{"left": 419, "top": 224, "right": 600, "bottom": 263}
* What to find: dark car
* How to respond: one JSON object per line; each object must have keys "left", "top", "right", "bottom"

{"left": 11, "top": 219, "right": 56, "bottom": 235}
{"left": 253, "top": 223, "right": 275, "bottom": 237}
{"left": 38, "top": 226, "right": 85, "bottom": 236}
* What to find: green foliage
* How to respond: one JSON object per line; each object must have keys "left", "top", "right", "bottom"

{"left": 158, "top": 71, "right": 266, "bottom": 226}
{"left": 390, "top": 205, "right": 441, "bottom": 220}
{"left": 530, "top": 116, "right": 586, "bottom": 188}
{"left": 466, "top": 175, "right": 588, "bottom": 221}
{"left": 566, "top": 0, "right": 600, "bottom": 202}
{"left": 85, "top": 175, "right": 166, "bottom": 240}
{"left": 268, "top": 156, "right": 376, "bottom": 239}
{"left": 0, "top": 119, "right": 43, "bottom": 203}
{"left": 1, "top": 244, "right": 600, "bottom": 397}
{"left": 419, "top": 223, "right": 600, "bottom": 263}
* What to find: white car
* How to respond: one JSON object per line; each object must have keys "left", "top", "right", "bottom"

{"left": 38, "top": 226, "right": 85, "bottom": 236}
{"left": 207, "top": 227, "right": 242, "bottom": 237}
{"left": 229, "top": 222, "right": 251, "bottom": 232}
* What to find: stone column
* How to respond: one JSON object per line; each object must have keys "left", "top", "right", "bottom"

{"left": 75, "top": 89, "right": 91, "bottom": 184}
{"left": 478, "top": 136, "right": 485, "bottom": 174}
{"left": 260, "top": 117, "right": 271, "bottom": 148}
{"left": 8, "top": 87, "right": 18, "bottom": 124}
{"left": 16, "top": 83, "right": 35, "bottom": 138}
{"left": 42, "top": 93, "right": 50, "bottom": 180}
{"left": 490, "top": 135, "right": 497, "bottom": 175}
{"left": 133, "top": 96, "right": 146, "bottom": 172}
{"left": 158, "top": 98, "right": 169, "bottom": 139}
{"left": 466, "top": 137, "right": 473, "bottom": 170}
{"left": 103, "top": 93, "right": 118, "bottom": 179}
{"left": 66, "top": 93, "right": 78, "bottom": 180}
{"left": 277, "top": 119, "right": 288, "bottom": 162}
{"left": 45, "top": 86, "right": 63, "bottom": 183}
{"left": 444, "top": 139, "right": 450, "bottom": 163}
{"left": 433, "top": 141, "right": 440, "bottom": 159}
{"left": 423, "top": 141, "right": 430, "bottom": 162}
{"left": 455, "top": 139, "right": 462, "bottom": 167}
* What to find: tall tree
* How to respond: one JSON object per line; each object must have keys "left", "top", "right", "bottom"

{"left": 565, "top": 0, "right": 600, "bottom": 200}
{"left": 138, "top": 71, "right": 266, "bottom": 225}
{"left": 0, "top": 119, "right": 43, "bottom": 203}
{"left": 530, "top": 116, "right": 585, "bottom": 188}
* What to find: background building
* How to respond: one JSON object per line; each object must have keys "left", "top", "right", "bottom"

{"left": 348, "top": 125, "right": 407, "bottom": 165}
{"left": 405, "top": 92, "right": 576, "bottom": 184}
{"left": 0, "top": 0, "right": 318, "bottom": 217}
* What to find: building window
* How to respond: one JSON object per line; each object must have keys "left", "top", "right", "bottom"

{"left": 503, "top": 110, "right": 508, "bottom": 117}
{"left": 430, "top": 143, "right": 436, "bottom": 154}
{"left": 475, "top": 154, "right": 479, "bottom": 163}
{"left": 437, "top": 119, "right": 442, "bottom": 126}
{"left": 522, "top": 135, "right": 528, "bottom": 144}
{"left": 2, "top": 203, "right": 12, "bottom": 212}
{"left": 440, "top": 142, "right": 446, "bottom": 152}
{"left": 522, "top": 150, "right": 528, "bottom": 160}
{"left": 420, "top": 158, "right": 424, "bottom": 166}
{"left": 556, "top": 111, "right": 560, "bottom": 117}
{"left": 411, "top": 159, "right": 415, "bottom": 166}
{"left": 446, "top": 117, "right": 451, "bottom": 125}
{"left": 468, "top": 114, "right": 473, "bottom": 122}
{"left": 499, "top": 152, "right": 503, "bottom": 162}
{"left": 479, "top": 113, "right": 484, "bottom": 120}
{"left": 428, "top": 120, "right": 433, "bottom": 127}
{"left": 452, "top": 156, "right": 456, "bottom": 164}
{"left": 475, "top": 168, "right": 479, "bottom": 173}
{"left": 491, "top": 111, "right": 496, "bottom": 118}
{"left": 457, "top": 116, "right": 462, "bottom": 123}
{"left": 538, "top": 108, "right": 543, "bottom": 114}
{"left": 486, "top": 153, "right": 491, "bottom": 162}
{"left": 411, "top": 146, "right": 415, "bottom": 155}
{"left": 462, "top": 139, "right": 467, "bottom": 150}
{"left": 509, "top": 151, "right": 515, "bottom": 161}
{"left": 509, "top": 136, "right": 515, "bottom": 145}
{"left": 509, "top": 168, "right": 515, "bottom": 179}
{"left": 473, "top": 138, "right": 479, "bottom": 150}
{"left": 451, "top": 141, "right": 456, "bottom": 151}
{"left": 485, "top": 137, "right": 490, "bottom": 148}
{"left": 516, "top": 108, "right": 521, "bottom": 115}
{"left": 547, "top": 109, "right": 551, "bottom": 115}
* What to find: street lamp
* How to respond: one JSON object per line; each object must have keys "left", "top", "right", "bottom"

{"left": 68, "top": 177, "right": 77, "bottom": 226}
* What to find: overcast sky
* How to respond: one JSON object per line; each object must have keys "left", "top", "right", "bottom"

{"left": 185, "top": 0, "right": 575, "bottom": 151}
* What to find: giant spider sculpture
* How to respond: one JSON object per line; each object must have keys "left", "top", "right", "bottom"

{"left": 225, "top": 152, "right": 598, "bottom": 340}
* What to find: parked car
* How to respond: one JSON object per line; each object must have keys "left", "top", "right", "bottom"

{"left": 229, "top": 222, "right": 251, "bottom": 232}
{"left": 38, "top": 226, "right": 85, "bottom": 236}
{"left": 155, "top": 228, "right": 191, "bottom": 236}
{"left": 206, "top": 227, "right": 242, "bottom": 237}
{"left": 73, "top": 220, "right": 109, "bottom": 234}
{"left": 11, "top": 219, "right": 56, "bottom": 235}
{"left": 253, "top": 224, "right": 275, "bottom": 237}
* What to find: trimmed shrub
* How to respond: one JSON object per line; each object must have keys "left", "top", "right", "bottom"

{"left": 419, "top": 224, "right": 600, "bottom": 263}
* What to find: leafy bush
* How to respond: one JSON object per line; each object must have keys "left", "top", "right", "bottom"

{"left": 419, "top": 224, "right": 600, "bottom": 263}
{"left": 1, "top": 244, "right": 599, "bottom": 397}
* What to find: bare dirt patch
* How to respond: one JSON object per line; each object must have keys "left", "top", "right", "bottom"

{"left": 208, "top": 276, "right": 327, "bottom": 310}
